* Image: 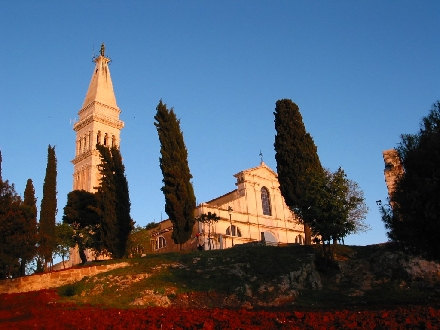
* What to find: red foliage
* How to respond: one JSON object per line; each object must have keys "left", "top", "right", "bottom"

{"left": 1, "top": 290, "right": 439, "bottom": 329}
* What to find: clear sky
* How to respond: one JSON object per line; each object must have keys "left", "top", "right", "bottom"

{"left": 1, "top": 1, "right": 439, "bottom": 246}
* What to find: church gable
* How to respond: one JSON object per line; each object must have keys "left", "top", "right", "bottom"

{"left": 234, "top": 162, "right": 279, "bottom": 190}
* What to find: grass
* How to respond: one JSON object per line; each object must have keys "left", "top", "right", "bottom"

{"left": 57, "top": 243, "right": 440, "bottom": 310}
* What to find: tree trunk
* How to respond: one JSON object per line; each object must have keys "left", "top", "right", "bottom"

{"left": 79, "top": 248, "right": 87, "bottom": 264}
{"left": 304, "top": 225, "right": 312, "bottom": 245}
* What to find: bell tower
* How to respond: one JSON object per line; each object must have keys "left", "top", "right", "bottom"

{"left": 72, "top": 43, "right": 124, "bottom": 192}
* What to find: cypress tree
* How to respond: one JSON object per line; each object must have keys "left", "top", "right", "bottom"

{"left": 95, "top": 144, "right": 133, "bottom": 258}
{"left": 154, "top": 100, "right": 196, "bottom": 247}
{"left": 20, "top": 179, "right": 38, "bottom": 275}
{"left": 274, "top": 99, "right": 323, "bottom": 244}
{"left": 39, "top": 145, "right": 57, "bottom": 269}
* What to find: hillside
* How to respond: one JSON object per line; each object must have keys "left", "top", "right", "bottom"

{"left": 54, "top": 243, "right": 440, "bottom": 310}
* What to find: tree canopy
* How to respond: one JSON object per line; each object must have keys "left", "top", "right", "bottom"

{"left": 39, "top": 145, "right": 57, "bottom": 269}
{"left": 305, "top": 168, "right": 368, "bottom": 256}
{"left": 63, "top": 190, "right": 101, "bottom": 263}
{"left": 20, "top": 179, "right": 38, "bottom": 275}
{"left": 154, "top": 100, "right": 196, "bottom": 246}
{"left": 381, "top": 101, "right": 440, "bottom": 259}
{"left": 274, "top": 99, "right": 323, "bottom": 244}
{"left": 0, "top": 179, "right": 39, "bottom": 278}
{"left": 95, "top": 144, "right": 133, "bottom": 259}
{"left": 274, "top": 99, "right": 368, "bottom": 258}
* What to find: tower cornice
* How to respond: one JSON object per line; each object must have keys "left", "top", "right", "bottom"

{"left": 73, "top": 113, "right": 124, "bottom": 132}
{"left": 71, "top": 149, "right": 100, "bottom": 165}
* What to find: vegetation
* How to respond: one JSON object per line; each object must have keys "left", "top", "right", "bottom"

{"left": 38, "top": 145, "right": 57, "bottom": 270}
{"left": 95, "top": 144, "right": 133, "bottom": 259}
{"left": 305, "top": 168, "right": 368, "bottom": 261}
{"left": 154, "top": 100, "right": 196, "bottom": 247}
{"left": 54, "top": 222, "right": 75, "bottom": 269}
{"left": 126, "top": 225, "right": 151, "bottom": 257}
{"left": 63, "top": 190, "right": 101, "bottom": 263}
{"left": 274, "top": 99, "right": 323, "bottom": 245}
{"left": 145, "top": 222, "right": 159, "bottom": 230}
{"left": 274, "top": 99, "right": 368, "bottom": 262}
{"left": 0, "top": 180, "right": 33, "bottom": 278}
{"left": 381, "top": 101, "right": 440, "bottom": 260}
{"left": 196, "top": 212, "right": 220, "bottom": 250}
{"left": 20, "top": 179, "right": 38, "bottom": 275}
{"left": 57, "top": 244, "right": 440, "bottom": 310}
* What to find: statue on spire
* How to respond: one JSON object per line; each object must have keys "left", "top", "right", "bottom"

{"left": 100, "top": 43, "right": 105, "bottom": 57}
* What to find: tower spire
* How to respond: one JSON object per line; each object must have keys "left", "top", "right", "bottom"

{"left": 82, "top": 43, "right": 116, "bottom": 109}
{"left": 72, "top": 43, "right": 124, "bottom": 192}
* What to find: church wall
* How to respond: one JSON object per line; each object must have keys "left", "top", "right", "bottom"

{"left": 194, "top": 163, "right": 305, "bottom": 251}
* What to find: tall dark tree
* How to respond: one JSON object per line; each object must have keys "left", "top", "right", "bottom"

{"left": 381, "top": 101, "right": 440, "bottom": 259}
{"left": 274, "top": 99, "right": 323, "bottom": 244}
{"left": 0, "top": 179, "right": 22, "bottom": 278}
{"left": 39, "top": 145, "right": 57, "bottom": 269}
{"left": 0, "top": 179, "right": 39, "bottom": 278}
{"left": 20, "top": 179, "right": 38, "bottom": 275}
{"left": 154, "top": 100, "right": 196, "bottom": 247}
{"left": 95, "top": 144, "right": 133, "bottom": 259}
{"left": 63, "top": 190, "right": 100, "bottom": 263}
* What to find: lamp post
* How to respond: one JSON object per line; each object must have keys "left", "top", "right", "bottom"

{"left": 228, "top": 206, "right": 234, "bottom": 247}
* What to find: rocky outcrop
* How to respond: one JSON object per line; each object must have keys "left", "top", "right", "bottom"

{"left": 336, "top": 246, "right": 440, "bottom": 296}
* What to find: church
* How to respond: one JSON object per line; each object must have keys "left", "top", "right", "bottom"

{"left": 194, "top": 161, "right": 305, "bottom": 250}
{"left": 67, "top": 44, "right": 305, "bottom": 264}
{"left": 149, "top": 161, "right": 306, "bottom": 253}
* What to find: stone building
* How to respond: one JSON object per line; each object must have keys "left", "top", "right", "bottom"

{"left": 72, "top": 43, "right": 124, "bottom": 192}
{"left": 382, "top": 149, "right": 404, "bottom": 198}
{"left": 68, "top": 44, "right": 123, "bottom": 266}
{"left": 150, "top": 162, "right": 305, "bottom": 253}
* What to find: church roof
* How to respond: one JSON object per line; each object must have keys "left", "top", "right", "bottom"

{"left": 82, "top": 43, "right": 118, "bottom": 109}
{"left": 233, "top": 161, "right": 278, "bottom": 179}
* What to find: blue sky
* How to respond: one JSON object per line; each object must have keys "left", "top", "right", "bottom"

{"left": 1, "top": 1, "right": 439, "bottom": 246}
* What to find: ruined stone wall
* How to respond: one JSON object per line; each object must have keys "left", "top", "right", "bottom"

{"left": 0, "top": 262, "right": 130, "bottom": 294}
{"left": 382, "top": 149, "right": 404, "bottom": 198}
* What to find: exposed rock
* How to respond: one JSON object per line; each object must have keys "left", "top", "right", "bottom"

{"left": 130, "top": 289, "right": 172, "bottom": 307}
{"left": 336, "top": 246, "right": 440, "bottom": 296}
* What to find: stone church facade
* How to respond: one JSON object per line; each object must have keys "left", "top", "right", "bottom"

{"left": 150, "top": 162, "right": 305, "bottom": 253}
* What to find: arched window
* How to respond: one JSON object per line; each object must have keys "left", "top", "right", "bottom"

{"left": 261, "top": 187, "right": 272, "bottom": 216}
{"left": 226, "top": 225, "right": 242, "bottom": 237}
{"left": 155, "top": 236, "right": 166, "bottom": 250}
{"left": 103, "top": 133, "right": 108, "bottom": 146}
{"left": 97, "top": 131, "right": 101, "bottom": 145}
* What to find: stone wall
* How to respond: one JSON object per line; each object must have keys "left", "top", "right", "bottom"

{"left": 0, "top": 262, "right": 130, "bottom": 294}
